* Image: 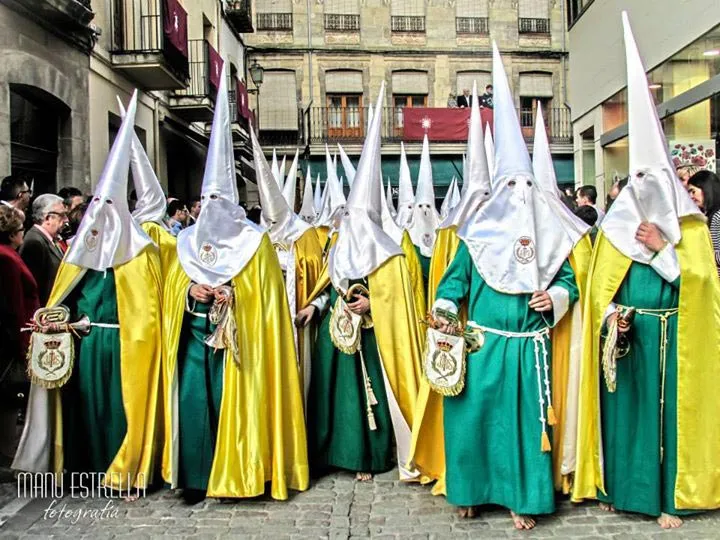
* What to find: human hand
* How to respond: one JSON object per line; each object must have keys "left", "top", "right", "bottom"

{"left": 189, "top": 284, "right": 214, "bottom": 304}
{"left": 528, "top": 291, "right": 552, "bottom": 312}
{"left": 607, "top": 311, "right": 630, "bottom": 333}
{"left": 636, "top": 222, "right": 667, "bottom": 253}
{"left": 347, "top": 294, "right": 370, "bottom": 315}
{"left": 295, "top": 306, "right": 316, "bottom": 328}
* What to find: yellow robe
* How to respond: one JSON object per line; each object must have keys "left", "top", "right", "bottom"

{"left": 141, "top": 221, "right": 176, "bottom": 279}
{"left": 573, "top": 220, "right": 720, "bottom": 509}
{"left": 162, "top": 235, "right": 309, "bottom": 500}
{"left": 44, "top": 247, "right": 163, "bottom": 489}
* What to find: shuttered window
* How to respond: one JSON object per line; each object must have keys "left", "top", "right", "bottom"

{"left": 391, "top": 0, "right": 424, "bottom": 16}
{"left": 324, "top": 0, "right": 359, "bottom": 14}
{"left": 518, "top": 0, "right": 549, "bottom": 18}
{"left": 456, "top": 71, "right": 492, "bottom": 96}
{"left": 392, "top": 71, "right": 428, "bottom": 95}
{"left": 256, "top": 0, "right": 291, "bottom": 13}
{"left": 326, "top": 70, "right": 363, "bottom": 93}
{"left": 455, "top": 0, "right": 488, "bottom": 17}
{"left": 260, "top": 71, "right": 298, "bottom": 130}
{"left": 518, "top": 72, "right": 553, "bottom": 98}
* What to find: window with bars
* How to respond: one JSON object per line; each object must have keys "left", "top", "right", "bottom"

{"left": 325, "top": 0, "right": 360, "bottom": 30}
{"left": 259, "top": 70, "right": 298, "bottom": 131}
{"left": 456, "top": 17, "right": 488, "bottom": 34}
{"left": 391, "top": 0, "right": 425, "bottom": 33}
{"left": 518, "top": 0, "right": 550, "bottom": 34}
{"left": 256, "top": 0, "right": 293, "bottom": 31}
{"left": 455, "top": 0, "right": 489, "bottom": 35}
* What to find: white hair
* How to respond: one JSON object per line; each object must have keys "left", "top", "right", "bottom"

{"left": 32, "top": 194, "right": 64, "bottom": 224}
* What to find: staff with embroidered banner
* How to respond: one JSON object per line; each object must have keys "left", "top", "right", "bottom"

{"left": 13, "top": 91, "right": 163, "bottom": 495}
{"left": 572, "top": 13, "right": 720, "bottom": 530}
{"left": 296, "top": 83, "right": 425, "bottom": 483}
{"left": 418, "top": 44, "right": 579, "bottom": 529}
{"left": 161, "top": 66, "right": 308, "bottom": 504}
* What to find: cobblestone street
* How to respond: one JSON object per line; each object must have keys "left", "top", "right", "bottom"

{"left": 0, "top": 470, "right": 718, "bottom": 539}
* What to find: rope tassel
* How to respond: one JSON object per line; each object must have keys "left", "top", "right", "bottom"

{"left": 541, "top": 431, "right": 552, "bottom": 452}
{"left": 547, "top": 405, "right": 557, "bottom": 426}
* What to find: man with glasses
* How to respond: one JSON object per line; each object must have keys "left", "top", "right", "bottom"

{"left": 20, "top": 194, "right": 67, "bottom": 304}
{"left": 0, "top": 175, "right": 32, "bottom": 214}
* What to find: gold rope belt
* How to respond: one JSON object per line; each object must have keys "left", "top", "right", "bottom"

{"left": 616, "top": 304, "right": 679, "bottom": 463}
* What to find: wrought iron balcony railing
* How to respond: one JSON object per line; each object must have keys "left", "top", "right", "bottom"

{"left": 324, "top": 14, "right": 360, "bottom": 31}
{"left": 256, "top": 12, "right": 293, "bottom": 31}
{"left": 224, "top": 0, "right": 253, "bottom": 33}
{"left": 456, "top": 17, "right": 489, "bottom": 35}
{"left": 391, "top": 16, "right": 425, "bottom": 33}
{"left": 518, "top": 17, "right": 550, "bottom": 34}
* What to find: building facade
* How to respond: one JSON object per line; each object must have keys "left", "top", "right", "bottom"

{"left": 0, "top": 0, "right": 257, "bottom": 203}
{"left": 244, "top": 0, "right": 573, "bottom": 200}
{"left": 568, "top": 0, "right": 720, "bottom": 206}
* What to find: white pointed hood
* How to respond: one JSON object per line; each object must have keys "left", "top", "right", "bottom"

{"left": 600, "top": 12, "right": 702, "bottom": 263}
{"left": 278, "top": 155, "right": 286, "bottom": 190}
{"left": 441, "top": 81, "right": 492, "bottom": 230}
{"left": 66, "top": 91, "right": 153, "bottom": 271}
{"left": 177, "top": 66, "right": 263, "bottom": 288}
{"left": 440, "top": 177, "right": 460, "bottom": 219}
{"left": 271, "top": 149, "right": 281, "bottom": 187}
{"left": 457, "top": 43, "right": 574, "bottom": 294}
{"left": 395, "top": 142, "right": 415, "bottom": 228}
{"left": 313, "top": 173, "right": 323, "bottom": 214}
{"left": 314, "top": 147, "right": 346, "bottom": 228}
{"left": 532, "top": 107, "right": 590, "bottom": 245}
{"left": 329, "top": 83, "right": 403, "bottom": 292}
{"left": 338, "top": 143, "right": 356, "bottom": 188}
{"left": 252, "top": 131, "right": 310, "bottom": 248}
{"left": 386, "top": 177, "right": 397, "bottom": 218}
{"left": 299, "top": 165, "right": 317, "bottom": 223}
{"left": 116, "top": 97, "right": 168, "bottom": 229}
{"left": 408, "top": 134, "right": 441, "bottom": 257}
{"left": 380, "top": 173, "right": 404, "bottom": 246}
{"left": 484, "top": 127, "right": 496, "bottom": 182}
{"left": 282, "top": 149, "right": 299, "bottom": 209}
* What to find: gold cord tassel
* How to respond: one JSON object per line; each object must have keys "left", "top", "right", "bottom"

{"left": 541, "top": 431, "right": 551, "bottom": 452}
{"left": 367, "top": 408, "right": 377, "bottom": 431}
{"left": 547, "top": 405, "right": 557, "bottom": 426}
{"left": 366, "top": 378, "right": 378, "bottom": 406}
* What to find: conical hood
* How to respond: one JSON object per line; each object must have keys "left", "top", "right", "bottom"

{"left": 338, "top": 143, "right": 356, "bottom": 188}
{"left": 484, "top": 127, "right": 496, "bottom": 181}
{"left": 252, "top": 131, "right": 309, "bottom": 247}
{"left": 380, "top": 171, "right": 404, "bottom": 245}
{"left": 386, "top": 177, "right": 397, "bottom": 218}
{"left": 408, "top": 134, "right": 440, "bottom": 257}
{"left": 66, "top": 91, "right": 153, "bottom": 271}
{"left": 278, "top": 155, "right": 286, "bottom": 190}
{"left": 177, "top": 66, "right": 263, "bottom": 287}
{"left": 442, "top": 81, "right": 492, "bottom": 229}
{"left": 314, "top": 147, "right": 346, "bottom": 228}
{"left": 600, "top": 12, "right": 702, "bottom": 264}
{"left": 440, "top": 177, "right": 460, "bottom": 219}
{"left": 493, "top": 42, "right": 532, "bottom": 184}
{"left": 299, "top": 165, "right": 316, "bottom": 223}
{"left": 457, "top": 47, "right": 573, "bottom": 294}
{"left": 395, "top": 141, "right": 415, "bottom": 228}
{"left": 282, "top": 149, "right": 299, "bottom": 209}
{"left": 532, "top": 106, "right": 590, "bottom": 244}
{"left": 313, "top": 173, "right": 323, "bottom": 213}
{"left": 271, "top": 149, "right": 280, "bottom": 186}
{"left": 329, "top": 82, "right": 402, "bottom": 291}
{"left": 117, "top": 97, "right": 168, "bottom": 229}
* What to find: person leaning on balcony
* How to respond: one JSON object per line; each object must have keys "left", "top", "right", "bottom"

{"left": 480, "top": 84, "right": 494, "bottom": 108}
{"left": 457, "top": 88, "right": 470, "bottom": 108}
{"left": 447, "top": 93, "right": 458, "bottom": 108}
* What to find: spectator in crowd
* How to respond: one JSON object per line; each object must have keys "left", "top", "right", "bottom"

{"left": 687, "top": 170, "right": 720, "bottom": 275}
{"left": 0, "top": 175, "right": 32, "bottom": 214}
{"left": 606, "top": 176, "right": 628, "bottom": 210}
{"left": 447, "top": 93, "right": 458, "bottom": 108}
{"left": 457, "top": 88, "right": 470, "bottom": 108}
{"left": 65, "top": 197, "right": 89, "bottom": 246}
{"left": 676, "top": 165, "right": 701, "bottom": 188}
{"left": 188, "top": 196, "right": 201, "bottom": 224}
{"left": 0, "top": 205, "right": 39, "bottom": 464}
{"left": 479, "top": 84, "right": 494, "bottom": 108}
{"left": 166, "top": 198, "right": 188, "bottom": 236}
{"left": 575, "top": 184, "right": 605, "bottom": 224}
{"left": 58, "top": 186, "right": 84, "bottom": 213}
{"left": 575, "top": 205, "right": 598, "bottom": 228}
{"left": 20, "top": 194, "right": 67, "bottom": 305}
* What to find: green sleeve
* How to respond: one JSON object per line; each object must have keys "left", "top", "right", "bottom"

{"left": 551, "top": 259, "right": 580, "bottom": 306}
{"left": 435, "top": 241, "right": 473, "bottom": 310}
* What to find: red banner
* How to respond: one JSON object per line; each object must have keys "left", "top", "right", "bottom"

{"left": 163, "top": 0, "right": 188, "bottom": 57}
{"left": 236, "top": 79, "right": 250, "bottom": 119}
{"left": 403, "top": 108, "right": 494, "bottom": 142}
{"left": 208, "top": 44, "right": 223, "bottom": 92}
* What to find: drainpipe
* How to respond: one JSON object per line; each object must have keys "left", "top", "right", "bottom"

{"left": 560, "top": 0, "right": 570, "bottom": 110}
{"left": 304, "top": 0, "right": 314, "bottom": 150}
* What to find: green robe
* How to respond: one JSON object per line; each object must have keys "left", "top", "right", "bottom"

{"left": 437, "top": 241, "right": 578, "bottom": 513}
{"left": 599, "top": 262, "right": 689, "bottom": 517}
{"left": 177, "top": 300, "right": 224, "bottom": 491}
{"left": 62, "top": 270, "right": 127, "bottom": 475}
{"left": 307, "top": 280, "right": 394, "bottom": 474}
{"left": 414, "top": 245, "right": 431, "bottom": 287}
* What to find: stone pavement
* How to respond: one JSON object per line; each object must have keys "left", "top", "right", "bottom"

{"left": 0, "top": 469, "right": 718, "bottom": 539}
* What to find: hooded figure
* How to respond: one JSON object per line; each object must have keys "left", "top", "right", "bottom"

{"left": 282, "top": 149, "right": 300, "bottom": 210}
{"left": 252, "top": 131, "right": 323, "bottom": 402}
{"left": 117, "top": 97, "right": 176, "bottom": 276}
{"left": 161, "top": 67, "right": 308, "bottom": 502}
{"left": 484, "top": 127, "right": 496, "bottom": 181}
{"left": 414, "top": 44, "right": 579, "bottom": 527}
{"left": 313, "top": 173, "right": 323, "bottom": 215}
{"left": 440, "top": 177, "right": 460, "bottom": 221}
{"left": 13, "top": 92, "right": 163, "bottom": 493}
{"left": 338, "top": 143, "right": 356, "bottom": 189}
{"left": 271, "top": 149, "right": 282, "bottom": 188}
{"left": 532, "top": 106, "right": 593, "bottom": 494}
{"left": 299, "top": 165, "right": 317, "bottom": 223}
{"left": 395, "top": 142, "right": 415, "bottom": 229}
{"left": 573, "top": 13, "right": 720, "bottom": 527}
{"left": 313, "top": 145, "right": 346, "bottom": 248}
{"left": 296, "top": 83, "right": 425, "bottom": 482}
{"left": 386, "top": 177, "right": 397, "bottom": 218}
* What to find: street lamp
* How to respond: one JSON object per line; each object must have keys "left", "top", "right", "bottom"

{"left": 248, "top": 58, "right": 264, "bottom": 131}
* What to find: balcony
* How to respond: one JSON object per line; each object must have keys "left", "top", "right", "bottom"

{"left": 456, "top": 17, "right": 489, "bottom": 35}
{"left": 325, "top": 14, "right": 360, "bottom": 32}
{"left": 7, "top": 0, "right": 96, "bottom": 51}
{"left": 110, "top": 0, "right": 189, "bottom": 90}
{"left": 391, "top": 16, "right": 425, "bottom": 33}
{"left": 256, "top": 12, "right": 293, "bottom": 31}
{"left": 518, "top": 17, "right": 550, "bottom": 34}
{"left": 169, "top": 40, "right": 218, "bottom": 122}
{"left": 225, "top": 0, "right": 254, "bottom": 33}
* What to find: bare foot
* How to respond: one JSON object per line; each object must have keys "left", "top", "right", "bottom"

{"left": 511, "top": 511, "right": 536, "bottom": 530}
{"left": 657, "top": 513, "right": 683, "bottom": 529}
{"left": 355, "top": 472, "right": 373, "bottom": 482}
{"left": 124, "top": 494, "right": 139, "bottom": 502}
{"left": 456, "top": 506, "right": 477, "bottom": 519}
{"left": 599, "top": 502, "right": 615, "bottom": 512}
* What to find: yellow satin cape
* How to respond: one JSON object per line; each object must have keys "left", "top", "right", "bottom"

{"left": 573, "top": 220, "right": 720, "bottom": 509}
{"left": 141, "top": 221, "right": 176, "bottom": 279}
{"left": 401, "top": 230, "right": 427, "bottom": 322}
{"left": 47, "top": 246, "right": 163, "bottom": 489}
{"left": 315, "top": 225, "right": 330, "bottom": 253}
{"left": 551, "top": 235, "right": 592, "bottom": 493}
{"left": 162, "top": 235, "right": 309, "bottom": 500}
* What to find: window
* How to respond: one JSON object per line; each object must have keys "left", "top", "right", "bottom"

{"left": 566, "top": 0, "right": 594, "bottom": 27}
{"left": 519, "top": 72, "right": 553, "bottom": 134}
{"left": 326, "top": 70, "right": 364, "bottom": 138}
{"left": 518, "top": 0, "right": 550, "bottom": 34}
{"left": 325, "top": 0, "right": 359, "bottom": 31}
{"left": 456, "top": 71, "right": 492, "bottom": 97}
{"left": 256, "top": 0, "right": 293, "bottom": 31}
{"left": 455, "top": 0, "right": 489, "bottom": 35}
{"left": 392, "top": 68, "right": 428, "bottom": 131}
{"left": 391, "top": 0, "right": 425, "bottom": 33}
{"left": 259, "top": 70, "right": 298, "bottom": 131}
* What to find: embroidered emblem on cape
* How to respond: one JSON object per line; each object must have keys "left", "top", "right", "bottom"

{"left": 514, "top": 236, "right": 536, "bottom": 264}
{"left": 424, "top": 328, "right": 466, "bottom": 396}
{"left": 329, "top": 284, "right": 372, "bottom": 354}
{"left": 84, "top": 229, "right": 100, "bottom": 252}
{"left": 199, "top": 242, "right": 218, "bottom": 267}
{"left": 422, "top": 233, "right": 434, "bottom": 248}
